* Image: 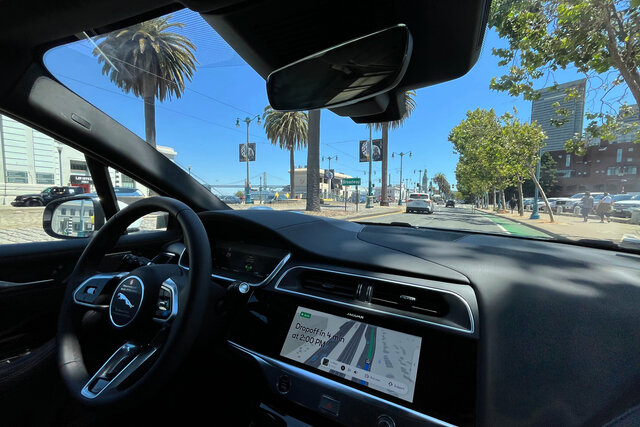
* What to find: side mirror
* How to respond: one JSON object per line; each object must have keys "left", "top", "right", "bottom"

{"left": 267, "top": 25, "right": 412, "bottom": 111}
{"left": 43, "top": 196, "right": 105, "bottom": 239}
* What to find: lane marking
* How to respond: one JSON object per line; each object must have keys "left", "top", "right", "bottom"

{"left": 348, "top": 209, "right": 404, "bottom": 222}
{"left": 495, "top": 224, "right": 510, "bottom": 234}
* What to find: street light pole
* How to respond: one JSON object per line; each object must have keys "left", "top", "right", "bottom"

{"left": 365, "top": 126, "right": 374, "bottom": 208}
{"left": 530, "top": 149, "right": 541, "bottom": 219}
{"left": 393, "top": 151, "right": 411, "bottom": 205}
{"left": 237, "top": 115, "right": 261, "bottom": 204}
{"left": 56, "top": 143, "right": 63, "bottom": 186}
{"left": 322, "top": 155, "right": 338, "bottom": 199}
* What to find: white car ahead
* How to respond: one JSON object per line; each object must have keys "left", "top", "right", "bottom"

{"left": 406, "top": 193, "right": 433, "bottom": 214}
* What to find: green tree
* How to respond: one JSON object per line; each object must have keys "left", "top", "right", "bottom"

{"left": 93, "top": 15, "right": 197, "bottom": 146}
{"left": 262, "top": 106, "right": 308, "bottom": 199}
{"left": 369, "top": 91, "right": 417, "bottom": 205}
{"left": 489, "top": 0, "right": 640, "bottom": 152}
{"left": 450, "top": 108, "right": 554, "bottom": 220}
{"left": 235, "top": 190, "right": 244, "bottom": 198}
{"left": 499, "top": 111, "right": 551, "bottom": 218}
{"left": 306, "top": 110, "right": 322, "bottom": 211}
{"left": 450, "top": 108, "right": 504, "bottom": 209}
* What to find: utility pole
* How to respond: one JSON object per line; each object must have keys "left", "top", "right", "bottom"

{"left": 393, "top": 151, "right": 411, "bottom": 205}
{"left": 236, "top": 115, "right": 261, "bottom": 204}
{"left": 366, "top": 126, "right": 374, "bottom": 208}
{"left": 414, "top": 169, "right": 423, "bottom": 191}
{"left": 56, "top": 143, "right": 63, "bottom": 186}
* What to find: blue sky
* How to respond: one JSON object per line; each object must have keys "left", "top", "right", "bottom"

{"left": 43, "top": 9, "right": 601, "bottom": 195}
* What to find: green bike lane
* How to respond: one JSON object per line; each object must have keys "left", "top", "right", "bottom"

{"left": 476, "top": 210, "right": 553, "bottom": 238}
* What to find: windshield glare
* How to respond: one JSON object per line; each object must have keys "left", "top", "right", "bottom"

{"left": 33, "top": 6, "right": 640, "bottom": 252}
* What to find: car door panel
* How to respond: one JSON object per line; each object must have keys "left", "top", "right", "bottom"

{"left": 0, "top": 229, "right": 181, "bottom": 395}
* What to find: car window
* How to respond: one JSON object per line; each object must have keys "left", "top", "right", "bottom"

{"left": 41, "top": 7, "right": 640, "bottom": 252}
{"left": 109, "top": 169, "right": 168, "bottom": 233}
{"left": 409, "top": 194, "right": 429, "bottom": 200}
{"left": 0, "top": 115, "right": 95, "bottom": 244}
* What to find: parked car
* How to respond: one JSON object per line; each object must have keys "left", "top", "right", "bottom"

{"left": 11, "top": 186, "right": 85, "bottom": 207}
{"left": 445, "top": 200, "right": 455, "bottom": 208}
{"left": 555, "top": 192, "right": 604, "bottom": 212}
{"left": 523, "top": 197, "right": 536, "bottom": 210}
{"left": 406, "top": 193, "right": 433, "bottom": 213}
{"left": 612, "top": 194, "right": 640, "bottom": 217}
{"left": 220, "top": 195, "right": 241, "bottom": 204}
{"left": 113, "top": 187, "right": 145, "bottom": 197}
{"left": 572, "top": 193, "right": 607, "bottom": 216}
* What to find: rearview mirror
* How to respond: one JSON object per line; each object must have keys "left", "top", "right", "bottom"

{"left": 43, "top": 196, "right": 105, "bottom": 239}
{"left": 267, "top": 25, "right": 412, "bottom": 111}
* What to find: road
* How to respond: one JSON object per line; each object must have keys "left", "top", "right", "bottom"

{"left": 359, "top": 205, "right": 552, "bottom": 238}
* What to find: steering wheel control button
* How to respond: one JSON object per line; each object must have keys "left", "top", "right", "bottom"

{"left": 319, "top": 395, "right": 340, "bottom": 416}
{"left": 74, "top": 274, "right": 122, "bottom": 305}
{"left": 109, "top": 276, "right": 144, "bottom": 328}
{"left": 277, "top": 374, "right": 291, "bottom": 394}
{"left": 154, "top": 280, "right": 178, "bottom": 322}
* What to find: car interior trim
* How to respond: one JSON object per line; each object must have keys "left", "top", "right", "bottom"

{"left": 72, "top": 272, "right": 127, "bottom": 309}
{"left": 178, "top": 248, "right": 292, "bottom": 287}
{"left": 80, "top": 342, "right": 158, "bottom": 399}
{"left": 274, "top": 265, "right": 475, "bottom": 334}
{"left": 228, "top": 340, "right": 456, "bottom": 427}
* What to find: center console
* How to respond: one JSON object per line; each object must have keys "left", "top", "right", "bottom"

{"left": 227, "top": 264, "right": 478, "bottom": 426}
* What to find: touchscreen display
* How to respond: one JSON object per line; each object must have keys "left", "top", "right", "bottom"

{"left": 280, "top": 306, "right": 422, "bottom": 403}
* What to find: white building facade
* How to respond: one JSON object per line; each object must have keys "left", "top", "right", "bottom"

{"left": 0, "top": 114, "right": 177, "bottom": 204}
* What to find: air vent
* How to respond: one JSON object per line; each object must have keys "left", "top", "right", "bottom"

{"left": 299, "top": 270, "right": 364, "bottom": 300}
{"left": 370, "top": 281, "right": 449, "bottom": 317}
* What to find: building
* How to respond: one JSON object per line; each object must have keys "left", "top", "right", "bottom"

{"left": 545, "top": 106, "right": 640, "bottom": 195}
{"left": 293, "top": 168, "right": 354, "bottom": 199}
{"left": 532, "top": 79, "right": 586, "bottom": 152}
{"left": 0, "top": 114, "right": 177, "bottom": 204}
{"left": 530, "top": 81, "right": 639, "bottom": 195}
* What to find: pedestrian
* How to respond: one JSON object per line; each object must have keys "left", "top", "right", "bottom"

{"left": 581, "top": 191, "right": 594, "bottom": 222}
{"left": 596, "top": 192, "right": 614, "bottom": 223}
{"left": 508, "top": 196, "right": 517, "bottom": 214}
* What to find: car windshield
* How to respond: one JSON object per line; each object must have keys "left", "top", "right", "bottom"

{"left": 40, "top": 6, "right": 640, "bottom": 252}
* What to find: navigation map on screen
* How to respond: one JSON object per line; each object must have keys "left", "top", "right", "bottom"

{"left": 279, "top": 306, "right": 422, "bottom": 402}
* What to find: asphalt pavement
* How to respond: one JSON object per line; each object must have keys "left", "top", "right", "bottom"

{"left": 356, "top": 205, "right": 552, "bottom": 238}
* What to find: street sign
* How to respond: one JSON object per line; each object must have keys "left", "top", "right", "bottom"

{"left": 342, "top": 177, "right": 361, "bottom": 186}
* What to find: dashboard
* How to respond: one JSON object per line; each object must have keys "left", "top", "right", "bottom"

{"left": 171, "top": 209, "right": 640, "bottom": 427}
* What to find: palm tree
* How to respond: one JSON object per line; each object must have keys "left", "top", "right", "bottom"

{"left": 432, "top": 172, "right": 452, "bottom": 198}
{"left": 306, "top": 110, "right": 322, "bottom": 211}
{"left": 92, "top": 15, "right": 197, "bottom": 147}
{"left": 370, "top": 90, "right": 416, "bottom": 205}
{"left": 262, "top": 106, "right": 308, "bottom": 199}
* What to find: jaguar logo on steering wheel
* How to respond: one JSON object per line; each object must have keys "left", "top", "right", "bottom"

{"left": 117, "top": 292, "right": 135, "bottom": 309}
{"left": 109, "top": 276, "right": 144, "bottom": 328}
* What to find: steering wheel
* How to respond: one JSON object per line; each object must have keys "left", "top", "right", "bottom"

{"left": 57, "top": 197, "right": 217, "bottom": 407}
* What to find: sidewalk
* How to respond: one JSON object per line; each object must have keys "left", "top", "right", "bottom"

{"left": 478, "top": 207, "right": 640, "bottom": 242}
